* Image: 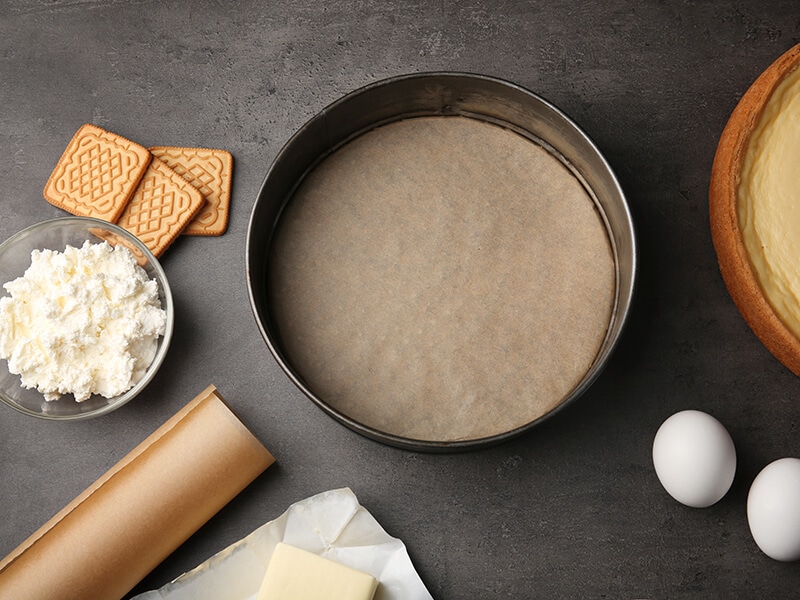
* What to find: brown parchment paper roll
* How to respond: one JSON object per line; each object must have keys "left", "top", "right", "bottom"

{"left": 0, "top": 385, "right": 275, "bottom": 600}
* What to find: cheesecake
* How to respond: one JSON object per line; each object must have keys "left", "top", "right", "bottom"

{"left": 710, "top": 43, "right": 800, "bottom": 374}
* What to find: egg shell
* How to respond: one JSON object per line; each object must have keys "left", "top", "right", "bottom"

{"left": 747, "top": 457, "right": 800, "bottom": 561}
{"left": 652, "top": 410, "right": 737, "bottom": 508}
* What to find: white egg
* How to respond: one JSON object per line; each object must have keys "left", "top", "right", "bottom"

{"left": 652, "top": 410, "right": 737, "bottom": 508}
{"left": 747, "top": 457, "right": 800, "bottom": 561}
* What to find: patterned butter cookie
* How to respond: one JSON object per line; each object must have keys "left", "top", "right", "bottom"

{"left": 44, "top": 124, "right": 151, "bottom": 222}
{"left": 149, "top": 146, "right": 233, "bottom": 236}
{"left": 116, "top": 156, "right": 205, "bottom": 257}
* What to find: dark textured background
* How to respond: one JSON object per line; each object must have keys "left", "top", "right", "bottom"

{"left": 1, "top": 1, "right": 799, "bottom": 598}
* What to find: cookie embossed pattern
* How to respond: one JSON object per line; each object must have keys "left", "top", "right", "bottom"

{"left": 117, "top": 156, "right": 205, "bottom": 257}
{"left": 42, "top": 124, "right": 234, "bottom": 257}
{"left": 150, "top": 146, "right": 233, "bottom": 236}
{"left": 44, "top": 124, "right": 151, "bottom": 222}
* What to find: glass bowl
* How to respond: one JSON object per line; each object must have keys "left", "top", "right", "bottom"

{"left": 0, "top": 217, "right": 174, "bottom": 420}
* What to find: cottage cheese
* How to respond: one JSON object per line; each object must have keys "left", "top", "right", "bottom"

{"left": 0, "top": 241, "right": 167, "bottom": 402}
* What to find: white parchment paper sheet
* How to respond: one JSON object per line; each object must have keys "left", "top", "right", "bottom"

{"left": 133, "top": 488, "right": 433, "bottom": 600}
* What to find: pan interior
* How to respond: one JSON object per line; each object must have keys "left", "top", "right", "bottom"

{"left": 267, "top": 115, "right": 615, "bottom": 442}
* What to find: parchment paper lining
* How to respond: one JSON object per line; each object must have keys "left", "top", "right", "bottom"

{"left": 268, "top": 116, "right": 615, "bottom": 441}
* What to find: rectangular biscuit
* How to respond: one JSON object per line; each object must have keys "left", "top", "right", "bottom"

{"left": 116, "top": 156, "right": 205, "bottom": 257}
{"left": 149, "top": 146, "right": 233, "bottom": 236}
{"left": 44, "top": 124, "right": 151, "bottom": 222}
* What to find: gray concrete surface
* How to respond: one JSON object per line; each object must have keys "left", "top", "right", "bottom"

{"left": 1, "top": 1, "right": 799, "bottom": 598}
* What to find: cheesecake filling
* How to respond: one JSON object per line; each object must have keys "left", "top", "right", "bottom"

{"left": 738, "top": 65, "right": 800, "bottom": 338}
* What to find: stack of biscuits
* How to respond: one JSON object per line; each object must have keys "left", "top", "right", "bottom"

{"left": 44, "top": 124, "right": 233, "bottom": 257}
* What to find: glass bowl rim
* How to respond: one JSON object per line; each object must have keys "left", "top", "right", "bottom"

{"left": 0, "top": 216, "right": 174, "bottom": 420}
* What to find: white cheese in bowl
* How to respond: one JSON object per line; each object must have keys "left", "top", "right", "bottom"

{"left": 0, "top": 240, "right": 166, "bottom": 402}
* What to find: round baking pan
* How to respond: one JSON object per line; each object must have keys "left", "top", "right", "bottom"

{"left": 247, "top": 72, "right": 636, "bottom": 451}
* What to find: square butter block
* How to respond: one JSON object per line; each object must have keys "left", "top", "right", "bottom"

{"left": 258, "top": 543, "right": 378, "bottom": 600}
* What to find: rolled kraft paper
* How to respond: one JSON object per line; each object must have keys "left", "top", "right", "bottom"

{"left": 0, "top": 384, "right": 275, "bottom": 600}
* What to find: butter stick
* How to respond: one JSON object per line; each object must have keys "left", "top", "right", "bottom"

{"left": 258, "top": 543, "right": 378, "bottom": 600}
{"left": 0, "top": 385, "right": 275, "bottom": 600}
